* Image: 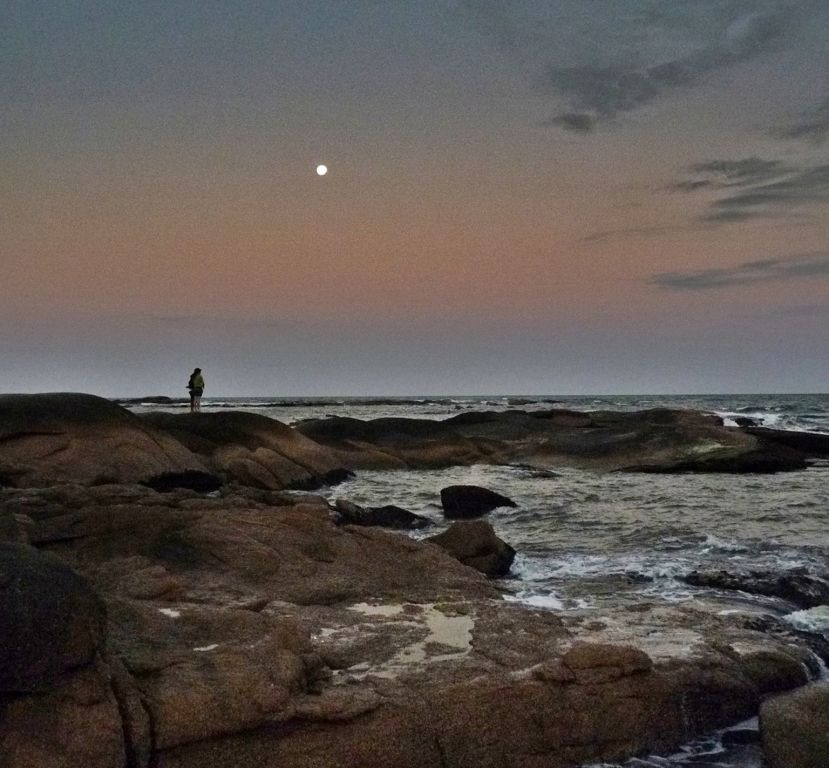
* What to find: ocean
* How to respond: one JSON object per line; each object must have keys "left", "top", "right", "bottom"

{"left": 128, "top": 394, "right": 829, "bottom": 767}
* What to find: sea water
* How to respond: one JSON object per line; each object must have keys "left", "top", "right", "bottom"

{"left": 128, "top": 393, "right": 828, "bottom": 767}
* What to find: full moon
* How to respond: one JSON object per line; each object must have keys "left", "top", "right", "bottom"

{"left": 316, "top": 164, "right": 328, "bottom": 176}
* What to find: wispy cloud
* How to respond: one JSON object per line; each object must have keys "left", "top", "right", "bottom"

{"left": 650, "top": 252, "right": 829, "bottom": 291}
{"left": 773, "top": 97, "right": 829, "bottom": 144}
{"left": 462, "top": 1, "right": 797, "bottom": 132}
{"left": 580, "top": 224, "right": 689, "bottom": 244}
{"left": 671, "top": 157, "right": 829, "bottom": 223}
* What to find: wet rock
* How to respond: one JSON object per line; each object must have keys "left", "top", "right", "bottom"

{"left": 746, "top": 427, "right": 829, "bottom": 458}
{"left": 0, "top": 393, "right": 207, "bottom": 488}
{"left": 440, "top": 485, "right": 517, "bottom": 519}
{"left": 722, "top": 728, "right": 759, "bottom": 746}
{"left": 684, "top": 568, "right": 829, "bottom": 609}
{"left": 760, "top": 683, "right": 829, "bottom": 768}
{"left": 426, "top": 521, "right": 515, "bottom": 576}
{"left": 333, "top": 499, "right": 432, "bottom": 529}
{"left": 0, "top": 542, "right": 106, "bottom": 692}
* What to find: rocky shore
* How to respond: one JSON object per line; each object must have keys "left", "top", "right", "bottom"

{"left": 2, "top": 393, "right": 828, "bottom": 767}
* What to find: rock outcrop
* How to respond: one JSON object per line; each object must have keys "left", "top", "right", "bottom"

{"left": 142, "top": 411, "right": 350, "bottom": 491}
{"left": 0, "top": 393, "right": 206, "bottom": 488}
{"left": 296, "top": 408, "right": 814, "bottom": 473}
{"left": 0, "top": 483, "right": 821, "bottom": 768}
{"left": 440, "top": 484, "right": 517, "bottom": 518}
{"left": 760, "top": 683, "right": 829, "bottom": 768}
{"left": 427, "top": 520, "right": 516, "bottom": 576}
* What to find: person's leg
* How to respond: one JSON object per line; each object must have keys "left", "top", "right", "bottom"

{"left": 195, "top": 394, "right": 202, "bottom": 412}
{"left": 190, "top": 392, "right": 196, "bottom": 413}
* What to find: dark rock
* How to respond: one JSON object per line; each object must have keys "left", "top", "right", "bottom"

{"left": 440, "top": 485, "right": 517, "bottom": 519}
{"left": 731, "top": 416, "right": 759, "bottom": 427}
{"left": 0, "top": 542, "right": 106, "bottom": 692}
{"left": 0, "top": 392, "right": 206, "bottom": 487}
{"left": 297, "top": 407, "right": 812, "bottom": 474}
{"left": 722, "top": 728, "right": 759, "bottom": 746}
{"left": 142, "top": 470, "right": 223, "bottom": 493}
{"left": 746, "top": 427, "right": 829, "bottom": 458}
{"left": 684, "top": 568, "right": 829, "bottom": 609}
{"left": 760, "top": 683, "right": 829, "bottom": 768}
{"left": 334, "top": 499, "right": 432, "bottom": 529}
{"left": 426, "top": 520, "right": 515, "bottom": 576}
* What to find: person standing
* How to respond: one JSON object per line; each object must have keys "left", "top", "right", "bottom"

{"left": 187, "top": 368, "right": 204, "bottom": 413}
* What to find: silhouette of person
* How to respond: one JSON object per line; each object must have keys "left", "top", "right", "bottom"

{"left": 187, "top": 368, "right": 204, "bottom": 413}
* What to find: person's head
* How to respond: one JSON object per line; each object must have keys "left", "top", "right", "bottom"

{"left": 193, "top": 367, "right": 202, "bottom": 374}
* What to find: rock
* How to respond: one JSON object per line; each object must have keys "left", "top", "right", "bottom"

{"left": 746, "top": 427, "right": 829, "bottom": 458}
{"left": 684, "top": 568, "right": 829, "bottom": 609}
{"left": 142, "top": 470, "right": 223, "bottom": 493}
{"left": 296, "top": 407, "right": 813, "bottom": 474}
{"left": 562, "top": 642, "right": 653, "bottom": 684}
{"left": 0, "top": 659, "right": 129, "bottom": 768}
{"left": 333, "top": 499, "right": 432, "bottom": 529}
{"left": 11, "top": 486, "right": 496, "bottom": 607}
{"left": 0, "top": 483, "right": 822, "bottom": 768}
{"left": 0, "top": 393, "right": 206, "bottom": 487}
{"left": 427, "top": 521, "right": 516, "bottom": 576}
{"left": 0, "top": 542, "right": 106, "bottom": 692}
{"left": 141, "top": 411, "right": 351, "bottom": 491}
{"left": 440, "top": 485, "right": 517, "bottom": 519}
{"left": 760, "top": 683, "right": 829, "bottom": 768}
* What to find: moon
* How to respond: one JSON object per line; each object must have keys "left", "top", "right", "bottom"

{"left": 316, "top": 164, "right": 328, "bottom": 176}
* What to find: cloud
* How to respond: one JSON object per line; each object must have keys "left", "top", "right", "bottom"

{"left": 463, "top": 2, "right": 797, "bottom": 131}
{"left": 650, "top": 252, "right": 829, "bottom": 291}
{"left": 580, "top": 224, "right": 689, "bottom": 243}
{"left": 545, "top": 112, "right": 596, "bottom": 133}
{"left": 671, "top": 157, "right": 829, "bottom": 222}
{"left": 773, "top": 97, "right": 829, "bottom": 144}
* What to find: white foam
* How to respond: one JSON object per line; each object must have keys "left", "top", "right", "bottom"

{"left": 158, "top": 608, "right": 181, "bottom": 618}
{"left": 504, "top": 591, "right": 569, "bottom": 610}
{"left": 193, "top": 644, "right": 219, "bottom": 652}
{"left": 783, "top": 605, "right": 829, "bottom": 636}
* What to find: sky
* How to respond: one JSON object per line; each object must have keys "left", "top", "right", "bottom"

{"left": 2, "top": 0, "right": 828, "bottom": 396}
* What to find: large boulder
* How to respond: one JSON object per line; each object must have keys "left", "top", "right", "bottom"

{"left": 0, "top": 542, "right": 106, "bottom": 692}
{"left": 427, "top": 520, "right": 515, "bottom": 576}
{"left": 440, "top": 485, "right": 517, "bottom": 519}
{"left": 142, "top": 411, "right": 351, "bottom": 491}
{"left": 0, "top": 393, "right": 206, "bottom": 488}
{"left": 760, "top": 683, "right": 829, "bottom": 768}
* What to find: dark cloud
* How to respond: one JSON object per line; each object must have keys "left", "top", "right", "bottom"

{"left": 672, "top": 157, "right": 829, "bottom": 222}
{"left": 543, "top": 7, "right": 791, "bottom": 129}
{"left": 545, "top": 112, "right": 596, "bottom": 133}
{"left": 650, "top": 252, "right": 829, "bottom": 291}
{"left": 773, "top": 97, "right": 829, "bottom": 144}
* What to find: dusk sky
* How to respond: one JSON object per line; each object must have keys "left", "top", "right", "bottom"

{"left": 3, "top": 1, "right": 828, "bottom": 396}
